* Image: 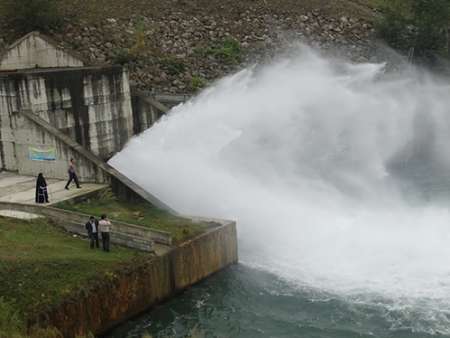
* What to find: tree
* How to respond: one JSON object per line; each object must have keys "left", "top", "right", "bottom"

{"left": 377, "top": 0, "right": 450, "bottom": 62}
{"left": 1, "top": 0, "right": 63, "bottom": 35}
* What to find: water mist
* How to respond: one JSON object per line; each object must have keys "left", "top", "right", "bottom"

{"left": 110, "top": 47, "right": 450, "bottom": 334}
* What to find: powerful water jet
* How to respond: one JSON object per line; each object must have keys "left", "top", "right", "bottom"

{"left": 110, "top": 46, "right": 450, "bottom": 335}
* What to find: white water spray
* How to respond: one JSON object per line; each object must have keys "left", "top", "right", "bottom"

{"left": 111, "top": 47, "right": 450, "bottom": 334}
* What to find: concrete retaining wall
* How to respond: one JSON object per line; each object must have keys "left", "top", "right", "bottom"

{"left": 0, "top": 201, "right": 172, "bottom": 249}
{"left": 28, "top": 220, "right": 238, "bottom": 338}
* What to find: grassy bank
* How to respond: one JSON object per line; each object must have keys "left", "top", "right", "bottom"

{"left": 0, "top": 216, "right": 147, "bottom": 336}
{"left": 56, "top": 191, "right": 208, "bottom": 244}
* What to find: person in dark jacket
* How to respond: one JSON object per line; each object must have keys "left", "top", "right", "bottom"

{"left": 35, "top": 173, "right": 49, "bottom": 203}
{"left": 85, "top": 216, "right": 99, "bottom": 249}
{"left": 65, "top": 158, "right": 81, "bottom": 190}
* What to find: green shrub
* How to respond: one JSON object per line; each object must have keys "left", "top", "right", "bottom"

{"left": 0, "top": 298, "right": 23, "bottom": 338}
{"left": 111, "top": 19, "right": 147, "bottom": 65}
{"left": 412, "top": 0, "right": 450, "bottom": 57}
{"left": 377, "top": 0, "right": 450, "bottom": 60}
{"left": 190, "top": 75, "right": 206, "bottom": 91}
{"left": 28, "top": 327, "right": 63, "bottom": 338}
{"left": 376, "top": 0, "right": 412, "bottom": 51}
{"left": 0, "top": 297, "right": 92, "bottom": 338}
{"left": 160, "top": 57, "right": 186, "bottom": 75}
{"left": 1, "top": 0, "right": 63, "bottom": 34}
{"left": 111, "top": 48, "right": 136, "bottom": 65}
{"left": 129, "top": 18, "right": 147, "bottom": 59}
{"left": 200, "top": 37, "right": 242, "bottom": 64}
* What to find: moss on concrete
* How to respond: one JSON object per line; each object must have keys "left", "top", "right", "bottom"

{"left": 0, "top": 216, "right": 147, "bottom": 326}
{"left": 56, "top": 191, "right": 208, "bottom": 244}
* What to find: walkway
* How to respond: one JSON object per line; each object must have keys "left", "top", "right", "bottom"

{"left": 0, "top": 171, "right": 171, "bottom": 255}
{"left": 0, "top": 171, "right": 107, "bottom": 205}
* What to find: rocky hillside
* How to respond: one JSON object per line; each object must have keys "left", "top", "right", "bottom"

{"left": 0, "top": 0, "right": 379, "bottom": 94}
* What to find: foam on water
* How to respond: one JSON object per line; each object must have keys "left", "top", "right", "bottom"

{"left": 110, "top": 47, "right": 450, "bottom": 334}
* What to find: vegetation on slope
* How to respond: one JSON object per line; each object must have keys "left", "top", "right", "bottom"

{"left": 0, "top": 216, "right": 145, "bottom": 337}
{"left": 1, "top": 0, "right": 448, "bottom": 89}
{"left": 0, "top": 0, "right": 63, "bottom": 35}
{"left": 56, "top": 190, "right": 208, "bottom": 244}
{"left": 376, "top": 0, "right": 450, "bottom": 63}
{"left": 0, "top": 0, "right": 377, "bottom": 94}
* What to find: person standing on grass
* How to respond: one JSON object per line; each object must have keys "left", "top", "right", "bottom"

{"left": 85, "top": 216, "right": 99, "bottom": 249}
{"left": 99, "top": 214, "right": 111, "bottom": 252}
{"left": 65, "top": 158, "right": 81, "bottom": 190}
{"left": 35, "top": 173, "right": 49, "bottom": 204}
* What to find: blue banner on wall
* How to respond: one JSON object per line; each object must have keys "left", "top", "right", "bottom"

{"left": 29, "top": 147, "right": 56, "bottom": 161}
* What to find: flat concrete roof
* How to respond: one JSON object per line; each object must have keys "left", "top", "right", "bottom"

{"left": 0, "top": 65, "right": 121, "bottom": 77}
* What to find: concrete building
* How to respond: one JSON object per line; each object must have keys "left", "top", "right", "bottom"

{"left": 0, "top": 31, "right": 84, "bottom": 70}
{"left": 0, "top": 32, "right": 138, "bottom": 182}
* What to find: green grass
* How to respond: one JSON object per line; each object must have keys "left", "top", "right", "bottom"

{"left": 0, "top": 216, "right": 146, "bottom": 323}
{"left": 160, "top": 57, "right": 186, "bottom": 76}
{"left": 206, "top": 38, "right": 242, "bottom": 64}
{"left": 190, "top": 75, "right": 207, "bottom": 91}
{"left": 56, "top": 192, "right": 208, "bottom": 244}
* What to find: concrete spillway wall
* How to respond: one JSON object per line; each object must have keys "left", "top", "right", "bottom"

{"left": 0, "top": 65, "right": 134, "bottom": 173}
{"left": 28, "top": 220, "right": 238, "bottom": 338}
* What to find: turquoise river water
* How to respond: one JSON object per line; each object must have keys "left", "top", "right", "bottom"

{"left": 107, "top": 264, "right": 450, "bottom": 338}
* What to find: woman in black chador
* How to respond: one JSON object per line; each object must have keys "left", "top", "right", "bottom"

{"left": 35, "top": 173, "right": 49, "bottom": 204}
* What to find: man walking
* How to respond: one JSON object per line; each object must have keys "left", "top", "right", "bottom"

{"left": 65, "top": 158, "right": 81, "bottom": 190}
{"left": 85, "top": 216, "right": 99, "bottom": 249}
{"left": 99, "top": 214, "right": 111, "bottom": 252}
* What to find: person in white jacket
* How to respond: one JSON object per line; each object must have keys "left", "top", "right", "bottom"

{"left": 99, "top": 214, "right": 111, "bottom": 252}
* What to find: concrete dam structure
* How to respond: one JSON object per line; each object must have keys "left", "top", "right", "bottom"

{"left": 0, "top": 32, "right": 238, "bottom": 337}
{"left": 0, "top": 31, "right": 165, "bottom": 182}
